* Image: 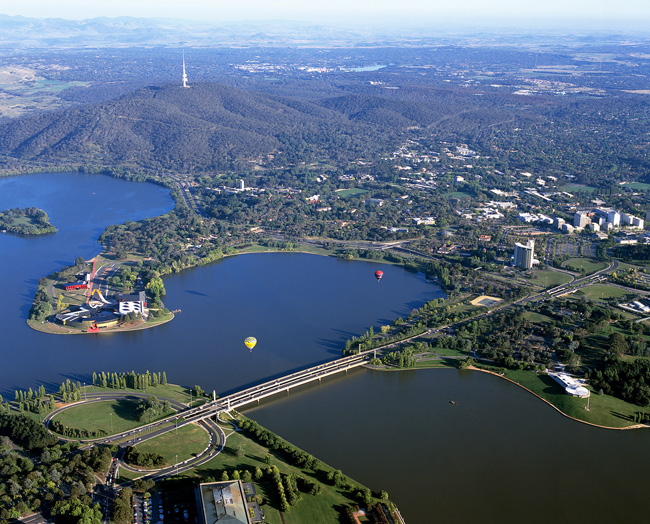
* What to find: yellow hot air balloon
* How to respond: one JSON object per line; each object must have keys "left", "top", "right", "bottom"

{"left": 244, "top": 337, "right": 257, "bottom": 351}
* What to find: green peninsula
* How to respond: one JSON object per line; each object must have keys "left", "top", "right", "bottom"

{"left": 0, "top": 207, "right": 57, "bottom": 235}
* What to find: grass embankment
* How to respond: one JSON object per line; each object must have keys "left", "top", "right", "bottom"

{"left": 132, "top": 424, "right": 210, "bottom": 465}
{"left": 50, "top": 398, "right": 175, "bottom": 437}
{"left": 575, "top": 284, "right": 633, "bottom": 301}
{"left": 89, "top": 383, "right": 193, "bottom": 403}
{"left": 186, "top": 414, "right": 386, "bottom": 524}
{"left": 564, "top": 258, "right": 609, "bottom": 275}
{"left": 528, "top": 269, "right": 574, "bottom": 288}
{"left": 472, "top": 365, "right": 643, "bottom": 428}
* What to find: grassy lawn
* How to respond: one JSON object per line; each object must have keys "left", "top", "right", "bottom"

{"left": 563, "top": 258, "right": 609, "bottom": 275}
{"left": 560, "top": 184, "right": 597, "bottom": 194}
{"left": 431, "top": 346, "right": 469, "bottom": 357}
{"left": 614, "top": 261, "right": 645, "bottom": 272}
{"left": 442, "top": 191, "right": 473, "bottom": 199}
{"left": 414, "top": 358, "right": 459, "bottom": 369}
{"left": 133, "top": 423, "right": 210, "bottom": 465}
{"left": 575, "top": 284, "right": 634, "bottom": 301}
{"left": 523, "top": 311, "right": 557, "bottom": 325}
{"left": 186, "top": 416, "right": 383, "bottom": 524}
{"left": 622, "top": 182, "right": 650, "bottom": 191}
{"left": 146, "top": 310, "right": 175, "bottom": 325}
{"left": 51, "top": 399, "right": 175, "bottom": 436}
{"left": 335, "top": 188, "right": 369, "bottom": 198}
{"left": 503, "top": 370, "right": 642, "bottom": 428}
{"left": 89, "top": 383, "right": 193, "bottom": 404}
{"left": 528, "top": 269, "right": 573, "bottom": 288}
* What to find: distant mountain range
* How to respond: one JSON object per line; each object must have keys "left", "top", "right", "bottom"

{"left": 0, "top": 15, "right": 368, "bottom": 49}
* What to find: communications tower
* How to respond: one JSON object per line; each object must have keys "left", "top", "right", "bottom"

{"left": 182, "top": 50, "right": 190, "bottom": 88}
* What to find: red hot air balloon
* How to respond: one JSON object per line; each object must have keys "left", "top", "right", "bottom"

{"left": 374, "top": 270, "right": 384, "bottom": 282}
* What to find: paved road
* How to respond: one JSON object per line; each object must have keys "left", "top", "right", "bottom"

{"left": 45, "top": 391, "right": 226, "bottom": 483}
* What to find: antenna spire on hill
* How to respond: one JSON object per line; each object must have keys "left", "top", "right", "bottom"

{"left": 182, "top": 49, "right": 190, "bottom": 88}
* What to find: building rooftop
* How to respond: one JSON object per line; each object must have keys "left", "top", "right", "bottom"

{"left": 198, "top": 481, "right": 251, "bottom": 524}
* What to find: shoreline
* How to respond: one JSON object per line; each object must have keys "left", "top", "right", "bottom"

{"left": 466, "top": 365, "right": 649, "bottom": 431}
{"left": 26, "top": 312, "right": 175, "bottom": 335}
{"left": 28, "top": 242, "right": 418, "bottom": 336}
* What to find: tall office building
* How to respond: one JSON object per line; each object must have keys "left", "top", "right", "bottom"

{"left": 514, "top": 239, "right": 535, "bottom": 269}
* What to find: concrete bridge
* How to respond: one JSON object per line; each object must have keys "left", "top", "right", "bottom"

{"left": 112, "top": 348, "right": 377, "bottom": 444}
{"left": 178, "top": 349, "right": 376, "bottom": 426}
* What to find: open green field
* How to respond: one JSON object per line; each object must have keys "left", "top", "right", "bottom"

{"left": 528, "top": 269, "right": 573, "bottom": 288}
{"left": 563, "top": 258, "right": 609, "bottom": 275}
{"left": 335, "top": 188, "right": 369, "bottom": 198}
{"left": 576, "top": 284, "right": 634, "bottom": 301}
{"left": 133, "top": 423, "right": 210, "bottom": 465}
{"left": 560, "top": 184, "right": 597, "bottom": 194}
{"left": 430, "top": 346, "right": 469, "bottom": 357}
{"left": 442, "top": 191, "right": 473, "bottom": 199}
{"left": 523, "top": 311, "right": 557, "bottom": 325}
{"left": 50, "top": 398, "right": 175, "bottom": 436}
{"left": 622, "top": 182, "right": 650, "bottom": 191}
{"left": 613, "top": 261, "right": 646, "bottom": 272}
{"left": 188, "top": 416, "right": 384, "bottom": 524}
{"left": 89, "top": 383, "right": 193, "bottom": 403}
{"left": 414, "top": 357, "right": 459, "bottom": 368}
{"left": 501, "top": 369, "right": 643, "bottom": 428}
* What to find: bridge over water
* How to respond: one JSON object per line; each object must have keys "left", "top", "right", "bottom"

{"left": 106, "top": 348, "right": 378, "bottom": 446}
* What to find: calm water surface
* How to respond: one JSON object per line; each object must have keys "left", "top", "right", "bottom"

{"left": 2, "top": 173, "right": 649, "bottom": 523}
{"left": 0, "top": 172, "right": 440, "bottom": 394}
{"left": 244, "top": 368, "right": 650, "bottom": 524}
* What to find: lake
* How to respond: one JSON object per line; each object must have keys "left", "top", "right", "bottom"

{"left": 2, "top": 172, "right": 650, "bottom": 524}
{"left": 244, "top": 368, "right": 650, "bottom": 524}
{"left": 0, "top": 172, "right": 441, "bottom": 395}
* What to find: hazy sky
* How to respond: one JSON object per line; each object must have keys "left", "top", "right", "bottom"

{"left": 3, "top": 0, "right": 650, "bottom": 27}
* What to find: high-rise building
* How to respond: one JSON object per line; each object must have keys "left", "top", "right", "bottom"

{"left": 574, "top": 212, "right": 590, "bottom": 228}
{"left": 514, "top": 239, "right": 535, "bottom": 269}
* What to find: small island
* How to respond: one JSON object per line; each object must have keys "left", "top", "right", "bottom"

{"left": 0, "top": 206, "right": 57, "bottom": 235}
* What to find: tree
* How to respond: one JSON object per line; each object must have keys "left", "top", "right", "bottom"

{"left": 51, "top": 498, "right": 102, "bottom": 524}
{"left": 235, "top": 445, "right": 245, "bottom": 458}
{"left": 609, "top": 332, "right": 629, "bottom": 357}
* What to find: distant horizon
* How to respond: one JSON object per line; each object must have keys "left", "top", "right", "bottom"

{"left": 2, "top": 0, "right": 650, "bottom": 34}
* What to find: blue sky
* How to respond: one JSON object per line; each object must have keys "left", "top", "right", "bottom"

{"left": 3, "top": 0, "right": 650, "bottom": 28}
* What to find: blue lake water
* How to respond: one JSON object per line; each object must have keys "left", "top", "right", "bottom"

{"left": 2, "top": 172, "right": 650, "bottom": 523}
{"left": 0, "top": 172, "right": 441, "bottom": 395}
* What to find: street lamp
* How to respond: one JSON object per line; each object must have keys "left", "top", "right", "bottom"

{"left": 110, "top": 412, "right": 113, "bottom": 434}
{"left": 175, "top": 454, "right": 178, "bottom": 476}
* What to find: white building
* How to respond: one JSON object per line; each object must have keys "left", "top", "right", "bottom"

{"left": 518, "top": 213, "right": 538, "bottom": 223}
{"left": 412, "top": 217, "right": 436, "bottom": 225}
{"left": 549, "top": 373, "right": 590, "bottom": 398}
{"left": 514, "top": 239, "right": 536, "bottom": 269}
{"left": 574, "top": 212, "right": 590, "bottom": 228}
{"left": 116, "top": 291, "right": 147, "bottom": 315}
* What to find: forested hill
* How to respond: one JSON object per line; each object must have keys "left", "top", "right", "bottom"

{"left": 0, "top": 82, "right": 455, "bottom": 173}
